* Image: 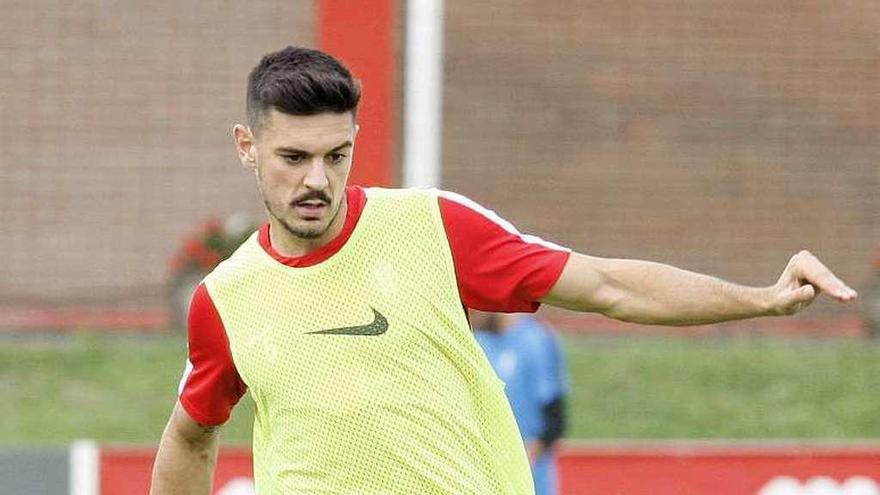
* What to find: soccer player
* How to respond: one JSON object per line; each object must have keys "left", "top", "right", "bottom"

{"left": 150, "top": 46, "right": 857, "bottom": 494}
{"left": 474, "top": 313, "right": 568, "bottom": 495}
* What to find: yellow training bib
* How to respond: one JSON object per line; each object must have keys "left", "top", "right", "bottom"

{"left": 205, "top": 188, "right": 533, "bottom": 494}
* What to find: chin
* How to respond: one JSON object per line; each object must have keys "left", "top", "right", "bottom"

{"left": 289, "top": 221, "right": 331, "bottom": 240}
{"left": 271, "top": 204, "right": 336, "bottom": 241}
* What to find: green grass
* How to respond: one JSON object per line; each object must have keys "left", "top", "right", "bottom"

{"left": 1, "top": 333, "right": 879, "bottom": 445}
{"left": 0, "top": 333, "right": 254, "bottom": 446}
{"left": 565, "top": 336, "right": 880, "bottom": 439}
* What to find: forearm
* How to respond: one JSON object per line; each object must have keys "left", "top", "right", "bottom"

{"left": 546, "top": 254, "right": 773, "bottom": 326}
{"left": 603, "top": 258, "right": 774, "bottom": 325}
{"left": 150, "top": 416, "right": 219, "bottom": 494}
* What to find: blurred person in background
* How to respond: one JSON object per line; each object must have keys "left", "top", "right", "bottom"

{"left": 150, "top": 46, "right": 857, "bottom": 495}
{"left": 473, "top": 312, "right": 568, "bottom": 495}
{"left": 863, "top": 249, "right": 880, "bottom": 337}
{"left": 166, "top": 212, "right": 258, "bottom": 330}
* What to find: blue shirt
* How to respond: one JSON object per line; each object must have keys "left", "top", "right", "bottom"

{"left": 474, "top": 316, "right": 568, "bottom": 442}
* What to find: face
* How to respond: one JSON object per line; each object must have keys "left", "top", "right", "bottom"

{"left": 234, "top": 109, "right": 356, "bottom": 247}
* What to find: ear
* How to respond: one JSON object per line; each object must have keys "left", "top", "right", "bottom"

{"left": 232, "top": 124, "right": 257, "bottom": 169}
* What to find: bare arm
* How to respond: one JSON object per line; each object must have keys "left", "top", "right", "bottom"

{"left": 150, "top": 401, "right": 221, "bottom": 495}
{"left": 541, "top": 250, "right": 857, "bottom": 326}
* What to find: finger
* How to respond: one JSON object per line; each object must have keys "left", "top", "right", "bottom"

{"left": 786, "top": 284, "right": 816, "bottom": 306}
{"left": 792, "top": 251, "right": 858, "bottom": 301}
{"left": 778, "top": 284, "right": 817, "bottom": 315}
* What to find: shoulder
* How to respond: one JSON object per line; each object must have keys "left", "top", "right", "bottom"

{"left": 203, "top": 231, "right": 264, "bottom": 284}
{"left": 362, "top": 186, "right": 439, "bottom": 211}
{"left": 433, "top": 189, "right": 569, "bottom": 251}
{"left": 363, "top": 186, "right": 434, "bottom": 201}
{"left": 363, "top": 187, "right": 483, "bottom": 209}
{"left": 361, "top": 187, "right": 449, "bottom": 227}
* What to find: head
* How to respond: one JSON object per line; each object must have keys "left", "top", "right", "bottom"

{"left": 233, "top": 46, "right": 361, "bottom": 244}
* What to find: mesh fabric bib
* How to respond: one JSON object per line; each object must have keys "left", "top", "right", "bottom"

{"left": 205, "top": 188, "right": 533, "bottom": 494}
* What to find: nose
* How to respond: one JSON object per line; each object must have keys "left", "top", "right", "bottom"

{"left": 302, "top": 159, "right": 329, "bottom": 191}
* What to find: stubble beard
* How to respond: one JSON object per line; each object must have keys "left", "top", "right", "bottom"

{"left": 254, "top": 167, "right": 345, "bottom": 242}
{"left": 265, "top": 198, "right": 343, "bottom": 241}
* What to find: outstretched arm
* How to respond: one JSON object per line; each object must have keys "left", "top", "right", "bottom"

{"left": 540, "top": 250, "right": 857, "bottom": 326}
{"left": 150, "top": 401, "right": 221, "bottom": 495}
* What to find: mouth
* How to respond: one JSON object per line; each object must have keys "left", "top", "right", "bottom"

{"left": 292, "top": 200, "right": 329, "bottom": 220}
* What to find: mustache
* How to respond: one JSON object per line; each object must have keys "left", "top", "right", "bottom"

{"left": 291, "top": 191, "right": 332, "bottom": 205}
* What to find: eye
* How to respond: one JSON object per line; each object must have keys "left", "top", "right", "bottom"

{"left": 327, "top": 153, "right": 347, "bottom": 165}
{"left": 282, "top": 153, "right": 305, "bottom": 164}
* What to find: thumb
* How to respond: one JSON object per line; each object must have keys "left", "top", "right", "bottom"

{"left": 778, "top": 284, "right": 816, "bottom": 314}
{"left": 796, "top": 284, "right": 816, "bottom": 301}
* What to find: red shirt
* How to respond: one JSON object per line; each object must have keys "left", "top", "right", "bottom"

{"left": 179, "top": 187, "right": 570, "bottom": 426}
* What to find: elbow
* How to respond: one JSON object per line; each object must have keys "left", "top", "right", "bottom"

{"left": 176, "top": 427, "right": 219, "bottom": 455}
{"left": 593, "top": 285, "right": 636, "bottom": 322}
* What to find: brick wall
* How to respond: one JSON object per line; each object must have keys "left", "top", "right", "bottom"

{"left": 1, "top": 0, "right": 877, "bottom": 325}
{"left": 0, "top": 1, "right": 314, "bottom": 310}
{"left": 443, "top": 0, "right": 879, "bottom": 319}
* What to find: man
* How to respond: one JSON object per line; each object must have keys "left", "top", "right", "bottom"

{"left": 150, "top": 46, "right": 857, "bottom": 494}
{"left": 474, "top": 313, "right": 567, "bottom": 495}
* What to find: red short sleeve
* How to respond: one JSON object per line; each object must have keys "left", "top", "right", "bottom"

{"left": 437, "top": 191, "right": 571, "bottom": 312}
{"left": 177, "top": 283, "right": 247, "bottom": 426}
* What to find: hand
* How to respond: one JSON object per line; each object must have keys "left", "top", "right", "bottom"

{"left": 769, "top": 250, "right": 857, "bottom": 315}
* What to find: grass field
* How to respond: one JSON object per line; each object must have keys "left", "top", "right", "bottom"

{"left": 2, "top": 332, "right": 879, "bottom": 445}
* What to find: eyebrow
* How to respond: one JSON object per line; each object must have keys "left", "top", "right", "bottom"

{"left": 275, "top": 141, "right": 353, "bottom": 155}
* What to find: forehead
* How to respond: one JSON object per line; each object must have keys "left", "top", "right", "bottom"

{"left": 258, "top": 109, "right": 355, "bottom": 150}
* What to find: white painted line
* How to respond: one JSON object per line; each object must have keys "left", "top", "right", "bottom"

{"left": 403, "top": 0, "right": 445, "bottom": 188}
{"left": 69, "top": 440, "right": 99, "bottom": 495}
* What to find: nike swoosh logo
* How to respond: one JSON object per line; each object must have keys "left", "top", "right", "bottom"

{"left": 307, "top": 307, "right": 389, "bottom": 336}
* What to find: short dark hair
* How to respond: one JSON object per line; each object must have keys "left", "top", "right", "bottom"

{"left": 246, "top": 46, "right": 361, "bottom": 128}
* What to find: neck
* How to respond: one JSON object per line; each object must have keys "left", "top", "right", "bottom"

{"left": 268, "top": 195, "right": 348, "bottom": 258}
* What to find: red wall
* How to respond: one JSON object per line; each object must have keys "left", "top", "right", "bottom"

{"left": 318, "top": 0, "right": 396, "bottom": 187}
{"left": 100, "top": 446, "right": 252, "bottom": 494}
{"left": 101, "top": 443, "right": 880, "bottom": 494}
{"left": 559, "top": 444, "right": 880, "bottom": 495}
